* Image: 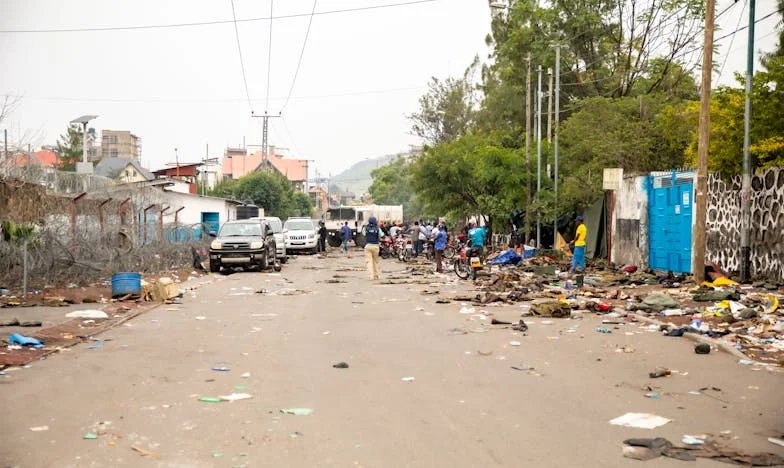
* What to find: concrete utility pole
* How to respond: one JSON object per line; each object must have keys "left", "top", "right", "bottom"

{"left": 740, "top": 0, "right": 756, "bottom": 283}
{"left": 536, "top": 65, "right": 543, "bottom": 249}
{"left": 525, "top": 53, "right": 532, "bottom": 245}
{"left": 252, "top": 112, "right": 281, "bottom": 169}
{"left": 553, "top": 45, "right": 560, "bottom": 248}
{"left": 692, "top": 0, "right": 715, "bottom": 283}
{"left": 547, "top": 67, "right": 553, "bottom": 143}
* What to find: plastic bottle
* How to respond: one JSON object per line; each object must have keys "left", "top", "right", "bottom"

{"left": 596, "top": 327, "right": 612, "bottom": 334}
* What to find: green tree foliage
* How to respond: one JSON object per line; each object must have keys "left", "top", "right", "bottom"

{"left": 55, "top": 124, "right": 83, "bottom": 171}
{"left": 368, "top": 156, "right": 425, "bottom": 220}
{"left": 408, "top": 70, "right": 477, "bottom": 145}
{"left": 409, "top": 132, "right": 526, "bottom": 230}
{"left": 208, "top": 171, "right": 313, "bottom": 218}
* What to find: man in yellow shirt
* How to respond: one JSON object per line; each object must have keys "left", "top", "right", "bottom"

{"left": 569, "top": 215, "right": 586, "bottom": 273}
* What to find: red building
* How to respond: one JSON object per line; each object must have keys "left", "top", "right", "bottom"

{"left": 152, "top": 163, "right": 200, "bottom": 194}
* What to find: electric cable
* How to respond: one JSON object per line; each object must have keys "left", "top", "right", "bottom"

{"left": 279, "top": 0, "right": 318, "bottom": 114}
{"left": 229, "top": 0, "right": 254, "bottom": 114}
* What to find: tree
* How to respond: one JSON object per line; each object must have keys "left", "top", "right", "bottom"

{"left": 368, "top": 156, "right": 424, "bottom": 219}
{"left": 55, "top": 124, "right": 83, "bottom": 171}
{"left": 208, "top": 171, "right": 313, "bottom": 218}
{"left": 291, "top": 191, "right": 314, "bottom": 218}
{"left": 408, "top": 64, "right": 477, "bottom": 145}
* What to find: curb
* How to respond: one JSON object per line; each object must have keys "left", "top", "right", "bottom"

{"left": 630, "top": 313, "right": 752, "bottom": 361}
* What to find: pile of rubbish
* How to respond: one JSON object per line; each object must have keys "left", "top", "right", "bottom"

{"left": 463, "top": 263, "right": 783, "bottom": 364}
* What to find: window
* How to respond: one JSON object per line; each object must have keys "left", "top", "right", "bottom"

{"left": 110, "top": 150, "right": 118, "bottom": 158}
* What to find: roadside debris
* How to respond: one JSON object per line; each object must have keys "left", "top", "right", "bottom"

{"left": 648, "top": 367, "right": 671, "bottom": 378}
{"left": 694, "top": 343, "right": 711, "bottom": 354}
{"left": 333, "top": 362, "right": 349, "bottom": 369}
{"left": 401, "top": 377, "right": 416, "bottom": 382}
{"left": 131, "top": 445, "right": 161, "bottom": 458}
{"left": 610, "top": 413, "right": 671, "bottom": 429}
{"left": 0, "top": 318, "right": 41, "bottom": 327}
{"left": 621, "top": 436, "right": 784, "bottom": 465}
{"left": 8, "top": 333, "right": 43, "bottom": 348}
{"left": 65, "top": 310, "right": 108, "bottom": 319}
{"left": 280, "top": 408, "right": 314, "bottom": 416}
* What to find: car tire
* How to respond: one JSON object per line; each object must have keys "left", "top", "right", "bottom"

{"left": 280, "top": 256, "right": 288, "bottom": 264}
{"left": 259, "top": 251, "right": 268, "bottom": 270}
{"left": 209, "top": 261, "right": 220, "bottom": 273}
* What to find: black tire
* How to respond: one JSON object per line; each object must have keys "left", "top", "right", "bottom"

{"left": 403, "top": 249, "right": 411, "bottom": 262}
{"left": 280, "top": 256, "right": 288, "bottom": 264}
{"left": 259, "top": 251, "right": 268, "bottom": 270}
{"left": 380, "top": 247, "right": 390, "bottom": 259}
{"left": 443, "top": 246, "right": 456, "bottom": 259}
{"left": 209, "top": 261, "right": 220, "bottom": 273}
{"left": 454, "top": 259, "right": 470, "bottom": 279}
{"left": 327, "top": 234, "right": 342, "bottom": 248}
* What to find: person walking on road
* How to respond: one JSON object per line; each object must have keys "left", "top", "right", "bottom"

{"left": 433, "top": 223, "right": 447, "bottom": 273}
{"left": 569, "top": 215, "right": 587, "bottom": 273}
{"left": 340, "top": 222, "right": 352, "bottom": 253}
{"left": 317, "top": 220, "right": 327, "bottom": 253}
{"left": 363, "top": 217, "right": 383, "bottom": 280}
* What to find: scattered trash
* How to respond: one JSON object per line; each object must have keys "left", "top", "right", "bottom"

{"left": 610, "top": 413, "right": 671, "bottom": 429}
{"left": 86, "top": 342, "right": 103, "bottom": 349}
{"left": 29, "top": 426, "right": 49, "bottom": 432}
{"left": 694, "top": 343, "right": 711, "bottom": 354}
{"left": 322, "top": 331, "right": 330, "bottom": 335}
{"left": 198, "top": 397, "right": 223, "bottom": 403}
{"left": 280, "top": 408, "right": 314, "bottom": 416}
{"left": 512, "top": 319, "right": 528, "bottom": 332}
{"left": 644, "top": 392, "right": 660, "bottom": 399}
{"left": 83, "top": 433, "right": 99, "bottom": 440}
{"left": 240, "top": 372, "right": 251, "bottom": 378}
{"left": 682, "top": 435, "right": 706, "bottom": 445}
{"left": 401, "top": 377, "right": 416, "bottom": 382}
{"left": 65, "top": 310, "right": 108, "bottom": 319}
{"left": 622, "top": 437, "right": 784, "bottom": 465}
{"left": 333, "top": 362, "right": 349, "bottom": 369}
{"left": 596, "top": 327, "right": 612, "bottom": 334}
{"left": 218, "top": 393, "right": 253, "bottom": 402}
{"left": 648, "top": 367, "right": 671, "bottom": 378}
{"left": 9, "top": 333, "right": 44, "bottom": 348}
{"left": 211, "top": 366, "right": 230, "bottom": 372}
{"left": 195, "top": 316, "right": 206, "bottom": 320}
{"left": 131, "top": 445, "right": 161, "bottom": 458}
{"left": 769, "top": 437, "right": 784, "bottom": 448}
{"left": 509, "top": 341, "right": 521, "bottom": 347}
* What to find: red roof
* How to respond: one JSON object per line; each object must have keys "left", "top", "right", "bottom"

{"left": 10, "top": 150, "right": 58, "bottom": 168}
{"left": 266, "top": 155, "right": 308, "bottom": 181}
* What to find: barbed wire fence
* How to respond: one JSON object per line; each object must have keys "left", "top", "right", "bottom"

{"left": 0, "top": 157, "right": 211, "bottom": 291}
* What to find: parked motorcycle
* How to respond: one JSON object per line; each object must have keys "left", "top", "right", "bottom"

{"left": 380, "top": 237, "right": 394, "bottom": 259}
{"left": 454, "top": 242, "right": 485, "bottom": 280}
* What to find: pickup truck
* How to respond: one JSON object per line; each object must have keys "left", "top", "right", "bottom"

{"left": 208, "top": 219, "right": 279, "bottom": 272}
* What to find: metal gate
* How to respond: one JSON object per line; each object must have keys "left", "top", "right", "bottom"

{"left": 648, "top": 171, "right": 694, "bottom": 273}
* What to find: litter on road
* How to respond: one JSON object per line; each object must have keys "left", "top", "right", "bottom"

{"left": 609, "top": 413, "right": 671, "bottom": 429}
{"left": 280, "top": 408, "right": 314, "bottom": 416}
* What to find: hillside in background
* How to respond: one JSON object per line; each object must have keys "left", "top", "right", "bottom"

{"left": 330, "top": 154, "right": 397, "bottom": 199}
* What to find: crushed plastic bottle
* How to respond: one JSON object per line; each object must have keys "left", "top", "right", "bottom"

{"left": 596, "top": 327, "right": 612, "bottom": 334}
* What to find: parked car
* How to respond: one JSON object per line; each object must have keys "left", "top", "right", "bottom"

{"left": 258, "top": 216, "right": 287, "bottom": 263}
{"left": 208, "top": 219, "right": 278, "bottom": 272}
{"left": 283, "top": 217, "right": 318, "bottom": 254}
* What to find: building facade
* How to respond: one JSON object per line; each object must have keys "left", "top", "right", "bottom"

{"left": 101, "top": 130, "right": 141, "bottom": 161}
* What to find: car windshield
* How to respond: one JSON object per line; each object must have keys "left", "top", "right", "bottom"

{"left": 284, "top": 219, "right": 314, "bottom": 231}
{"left": 219, "top": 223, "right": 262, "bottom": 237}
{"left": 265, "top": 218, "right": 283, "bottom": 233}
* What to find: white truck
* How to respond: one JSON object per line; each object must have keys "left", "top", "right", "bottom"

{"left": 323, "top": 204, "right": 403, "bottom": 248}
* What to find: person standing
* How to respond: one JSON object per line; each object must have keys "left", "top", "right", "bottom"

{"left": 340, "top": 222, "right": 352, "bottom": 253}
{"left": 418, "top": 222, "right": 428, "bottom": 257}
{"left": 362, "top": 217, "right": 383, "bottom": 280}
{"left": 410, "top": 221, "right": 421, "bottom": 257}
{"left": 433, "top": 223, "right": 447, "bottom": 273}
{"left": 569, "top": 215, "right": 587, "bottom": 273}
{"left": 317, "top": 220, "right": 327, "bottom": 252}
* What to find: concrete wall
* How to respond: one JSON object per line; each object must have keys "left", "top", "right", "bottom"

{"left": 706, "top": 168, "right": 784, "bottom": 281}
{"left": 611, "top": 175, "right": 649, "bottom": 269}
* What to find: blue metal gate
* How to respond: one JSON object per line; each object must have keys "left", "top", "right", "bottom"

{"left": 648, "top": 171, "right": 694, "bottom": 273}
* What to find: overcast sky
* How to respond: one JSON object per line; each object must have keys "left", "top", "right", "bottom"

{"left": 0, "top": 0, "right": 780, "bottom": 177}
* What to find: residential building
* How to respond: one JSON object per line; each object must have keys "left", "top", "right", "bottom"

{"left": 221, "top": 145, "right": 309, "bottom": 192}
{"left": 309, "top": 186, "right": 329, "bottom": 216}
{"left": 152, "top": 163, "right": 200, "bottom": 194}
{"left": 100, "top": 130, "right": 141, "bottom": 161}
{"left": 94, "top": 157, "right": 153, "bottom": 183}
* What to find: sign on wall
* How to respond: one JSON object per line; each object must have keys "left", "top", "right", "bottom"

{"left": 603, "top": 168, "right": 623, "bottom": 191}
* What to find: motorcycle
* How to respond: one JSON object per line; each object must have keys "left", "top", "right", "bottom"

{"left": 379, "top": 237, "right": 394, "bottom": 259}
{"left": 454, "top": 242, "right": 485, "bottom": 280}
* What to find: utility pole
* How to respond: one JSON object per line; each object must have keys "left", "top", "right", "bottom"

{"left": 693, "top": 0, "right": 715, "bottom": 283}
{"left": 536, "top": 65, "right": 542, "bottom": 249}
{"left": 251, "top": 112, "right": 281, "bottom": 169}
{"left": 547, "top": 67, "right": 553, "bottom": 143}
{"left": 553, "top": 45, "right": 560, "bottom": 248}
{"left": 525, "top": 53, "right": 532, "bottom": 245}
{"left": 3, "top": 129, "right": 7, "bottom": 163}
{"left": 740, "top": 0, "right": 756, "bottom": 283}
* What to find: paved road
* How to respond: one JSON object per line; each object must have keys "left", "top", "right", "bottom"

{"left": 1, "top": 252, "right": 782, "bottom": 467}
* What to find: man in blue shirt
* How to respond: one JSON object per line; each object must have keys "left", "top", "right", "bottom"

{"left": 433, "top": 223, "right": 447, "bottom": 273}
{"left": 468, "top": 223, "right": 487, "bottom": 256}
{"left": 340, "top": 222, "right": 352, "bottom": 253}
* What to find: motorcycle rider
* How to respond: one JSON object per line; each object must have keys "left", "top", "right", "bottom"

{"left": 467, "top": 222, "right": 487, "bottom": 257}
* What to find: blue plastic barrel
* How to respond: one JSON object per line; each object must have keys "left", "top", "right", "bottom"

{"left": 111, "top": 272, "right": 142, "bottom": 297}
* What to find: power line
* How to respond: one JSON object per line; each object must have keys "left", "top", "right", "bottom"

{"left": 229, "top": 0, "right": 254, "bottom": 114}
{"left": 0, "top": 0, "right": 438, "bottom": 34}
{"left": 265, "top": 0, "right": 274, "bottom": 113}
{"left": 717, "top": 0, "right": 747, "bottom": 83}
{"left": 280, "top": 0, "right": 318, "bottom": 113}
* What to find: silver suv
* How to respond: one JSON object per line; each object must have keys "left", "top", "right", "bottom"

{"left": 258, "top": 216, "right": 288, "bottom": 263}
{"left": 208, "top": 219, "right": 278, "bottom": 272}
